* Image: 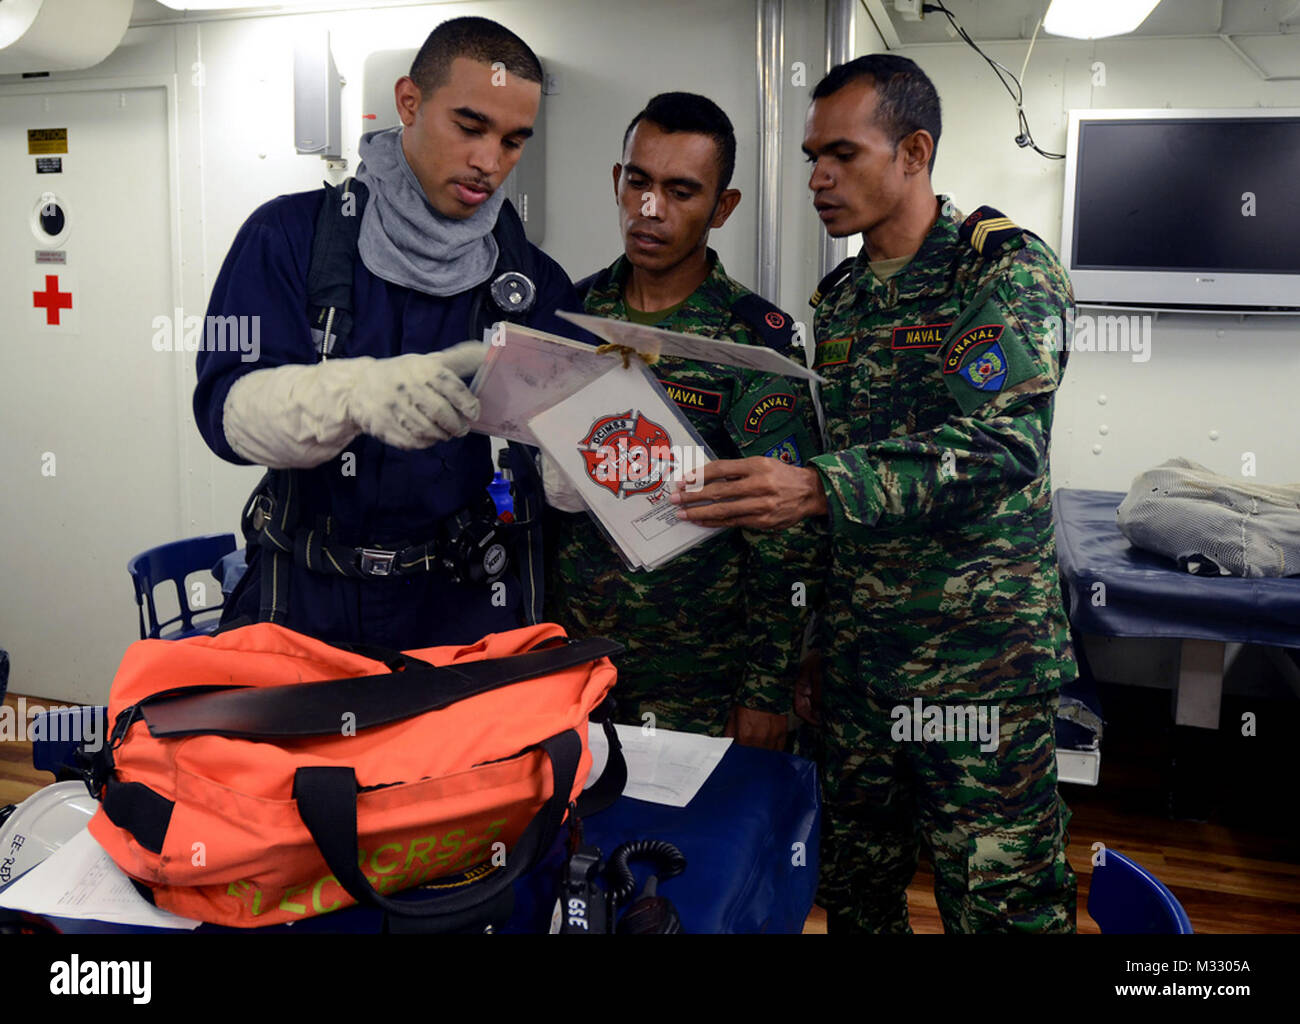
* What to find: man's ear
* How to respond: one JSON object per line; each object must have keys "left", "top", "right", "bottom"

{"left": 612, "top": 162, "right": 623, "bottom": 200}
{"left": 710, "top": 188, "right": 742, "bottom": 229}
{"left": 394, "top": 76, "right": 422, "bottom": 128}
{"left": 899, "top": 129, "right": 934, "bottom": 178}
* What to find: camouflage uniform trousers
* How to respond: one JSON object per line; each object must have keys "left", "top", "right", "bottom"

{"left": 816, "top": 675, "right": 1077, "bottom": 934}
{"left": 594, "top": 640, "right": 740, "bottom": 737}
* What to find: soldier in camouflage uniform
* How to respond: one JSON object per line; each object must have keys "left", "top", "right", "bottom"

{"left": 544, "top": 93, "right": 825, "bottom": 746}
{"left": 672, "top": 56, "right": 1077, "bottom": 931}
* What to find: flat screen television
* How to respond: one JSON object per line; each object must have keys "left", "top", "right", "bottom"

{"left": 1061, "top": 108, "right": 1300, "bottom": 311}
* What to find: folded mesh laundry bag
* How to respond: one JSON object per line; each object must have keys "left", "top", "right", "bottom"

{"left": 1117, "top": 457, "right": 1300, "bottom": 578}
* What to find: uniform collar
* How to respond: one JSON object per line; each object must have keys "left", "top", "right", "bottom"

{"left": 595, "top": 247, "right": 735, "bottom": 328}
{"left": 847, "top": 195, "right": 964, "bottom": 306}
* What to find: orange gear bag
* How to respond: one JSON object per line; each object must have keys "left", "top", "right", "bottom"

{"left": 85, "top": 621, "right": 624, "bottom": 929}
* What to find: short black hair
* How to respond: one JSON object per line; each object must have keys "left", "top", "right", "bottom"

{"left": 812, "top": 54, "right": 941, "bottom": 173}
{"left": 622, "top": 92, "right": 737, "bottom": 194}
{"left": 409, "top": 16, "right": 543, "bottom": 96}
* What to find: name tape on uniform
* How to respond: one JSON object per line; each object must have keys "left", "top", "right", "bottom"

{"left": 657, "top": 379, "right": 723, "bottom": 415}
{"left": 891, "top": 321, "right": 952, "bottom": 350}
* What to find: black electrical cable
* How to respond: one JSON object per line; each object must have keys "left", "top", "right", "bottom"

{"left": 923, "top": 1, "right": 1065, "bottom": 160}
{"left": 606, "top": 839, "right": 687, "bottom": 903}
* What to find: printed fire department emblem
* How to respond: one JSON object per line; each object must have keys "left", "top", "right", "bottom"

{"left": 578, "top": 409, "right": 676, "bottom": 498}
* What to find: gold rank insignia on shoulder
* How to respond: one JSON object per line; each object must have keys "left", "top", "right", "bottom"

{"left": 809, "top": 256, "right": 855, "bottom": 308}
{"left": 958, "top": 205, "right": 1024, "bottom": 256}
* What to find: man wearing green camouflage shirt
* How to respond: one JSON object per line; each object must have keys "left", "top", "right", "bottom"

{"left": 544, "top": 92, "right": 824, "bottom": 748}
{"left": 672, "top": 57, "right": 1077, "bottom": 931}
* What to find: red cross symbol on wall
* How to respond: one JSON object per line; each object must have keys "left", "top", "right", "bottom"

{"left": 33, "top": 274, "right": 72, "bottom": 325}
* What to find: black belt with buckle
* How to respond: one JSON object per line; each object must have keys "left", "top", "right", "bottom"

{"left": 245, "top": 486, "right": 511, "bottom": 587}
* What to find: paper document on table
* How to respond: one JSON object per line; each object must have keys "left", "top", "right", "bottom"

{"left": 467, "top": 323, "right": 612, "bottom": 444}
{"left": 528, "top": 361, "right": 723, "bottom": 570}
{"left": 0, "top": 827, "right": 201, "bottom": 929}
{"left": 586, "top": 722, "right": 731, "bottom": 808}
{"left": 558, "top": 310, "right": 824, "bottom": 383}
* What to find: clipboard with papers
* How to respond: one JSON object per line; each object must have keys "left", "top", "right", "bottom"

{"left": 466, "top": 316, "right": 817, "bottom": 570}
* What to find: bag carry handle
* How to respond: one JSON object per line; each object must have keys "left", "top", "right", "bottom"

{"left": 291, "top": 729, "right": 579, "bottom": 921}
{"left": 575, "top": 715, "right": 625, "bottom": 818}
{"left": 140, "top": 637, "right": 624, "bottom": 739}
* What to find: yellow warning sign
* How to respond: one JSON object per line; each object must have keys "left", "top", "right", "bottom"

{"left": 28, "top": 129, "right": 68, "bottom": 155}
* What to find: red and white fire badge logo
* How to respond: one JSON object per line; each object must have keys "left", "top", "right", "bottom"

{"left": 579, "top": 409, "right": 676, "bottom": 499}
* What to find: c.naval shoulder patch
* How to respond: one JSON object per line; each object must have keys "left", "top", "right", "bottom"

{"left": 938, "top": 303, "right": 1037, "bottom": 417}
{"left": 943, "top": 324, "right": 1005, "bottom": 375}
{"left": 744, "top": 392, "right": 796, "bottom": 433}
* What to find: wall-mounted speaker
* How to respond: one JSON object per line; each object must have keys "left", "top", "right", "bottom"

{"left": 294, "top": 30, "right": 343, "bottom": 160}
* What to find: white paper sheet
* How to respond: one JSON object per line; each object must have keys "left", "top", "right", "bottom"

{"left": 557, "top": 310, "right": 824, "bottom": 382}
{"left": 469, "top": 316, "right": 822, "bottom": 447}
{"left": 467, "top": 323, "right": 613, "bottom": 444}
{"left": 0, "top": 828, "right": 202, "bottom": 929}
{"left": 586, "top": 722, "right": 732, "bottom": 808}
{"left": 528, "top": 362, "right": 722, "bottom": 570}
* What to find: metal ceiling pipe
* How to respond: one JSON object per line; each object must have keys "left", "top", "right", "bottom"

{"left": 821, "top": 0, "right": 856, "bottom": 281}
{"left": 756, "top": 0, "right": 784, "bottom": 299}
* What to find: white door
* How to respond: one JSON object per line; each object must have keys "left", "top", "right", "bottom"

{"left": 0, "top": 84, "right": 180, "bottom": 705}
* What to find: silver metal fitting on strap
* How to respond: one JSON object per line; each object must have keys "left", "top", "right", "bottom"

{"left": 358, "top": 548, "right": 397, "bottom": 576}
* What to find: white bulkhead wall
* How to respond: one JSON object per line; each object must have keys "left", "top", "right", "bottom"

{"left": 895, "top": 33, "right": 1300, "bottom": 492}
{"left": 0, "top": 0, "right": 832, "bottom": 703}
{"left": 1, "top": 1, "right": 1295, "bottom": 703}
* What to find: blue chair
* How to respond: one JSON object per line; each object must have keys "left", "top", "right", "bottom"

{"left": 30, "top": 707, "right": 108, "bottom": 782}
{"left": 127, "top": 533, "right": 237, "bottom": 640}
{"left": 1088, "top": 848, "right": 1194, "bottom": 934}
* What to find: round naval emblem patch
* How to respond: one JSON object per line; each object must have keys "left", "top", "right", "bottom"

{"left": 958, "top": 342, "right": 1008, "bottom": 391}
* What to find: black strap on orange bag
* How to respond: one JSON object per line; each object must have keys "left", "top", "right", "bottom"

{"left": 293, "top": 729, "right": 579, "bottom": 926}
{"left": 137, "top": 637, "right": 620, "bottom": 739}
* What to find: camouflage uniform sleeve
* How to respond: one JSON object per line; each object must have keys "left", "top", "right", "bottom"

{"left": 734, "top": 378, "right": 829, "bottom": 715}
{"left": 811, "top": 240, "right": 1072, "bottom": 532}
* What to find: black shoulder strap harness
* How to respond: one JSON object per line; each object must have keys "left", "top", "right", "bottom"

{"left": 576, "top": 264, "right": 798, "bottom": 354}
{"left": 247, "top": 178, "right": 548, "bottom": 626}
{"left": 305, "top": 179, "right": 369, "bottom": 357}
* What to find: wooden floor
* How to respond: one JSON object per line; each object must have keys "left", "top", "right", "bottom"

{"left": 802, "top": 800, "right": 1300, "bottom": 934}
{"left": 5, "top": 684, "right": 1297, "bottom": 934}
{"left": 803, "top": 682, "right": 1300, "bottom": 933}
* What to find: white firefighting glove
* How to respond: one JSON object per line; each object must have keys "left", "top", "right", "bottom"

{"left": 541, "top": 451, "right": 586, "bottom": 513}
{"left": 223, "top": 341, "right": 485, "bottom": 469}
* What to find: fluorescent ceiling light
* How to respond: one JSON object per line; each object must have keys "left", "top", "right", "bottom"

{"left": 1044, "top": 0, "right": 1162, "bottom": 39}
{"left": 154, "top": 2, "right": 324, "bottom": 9}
